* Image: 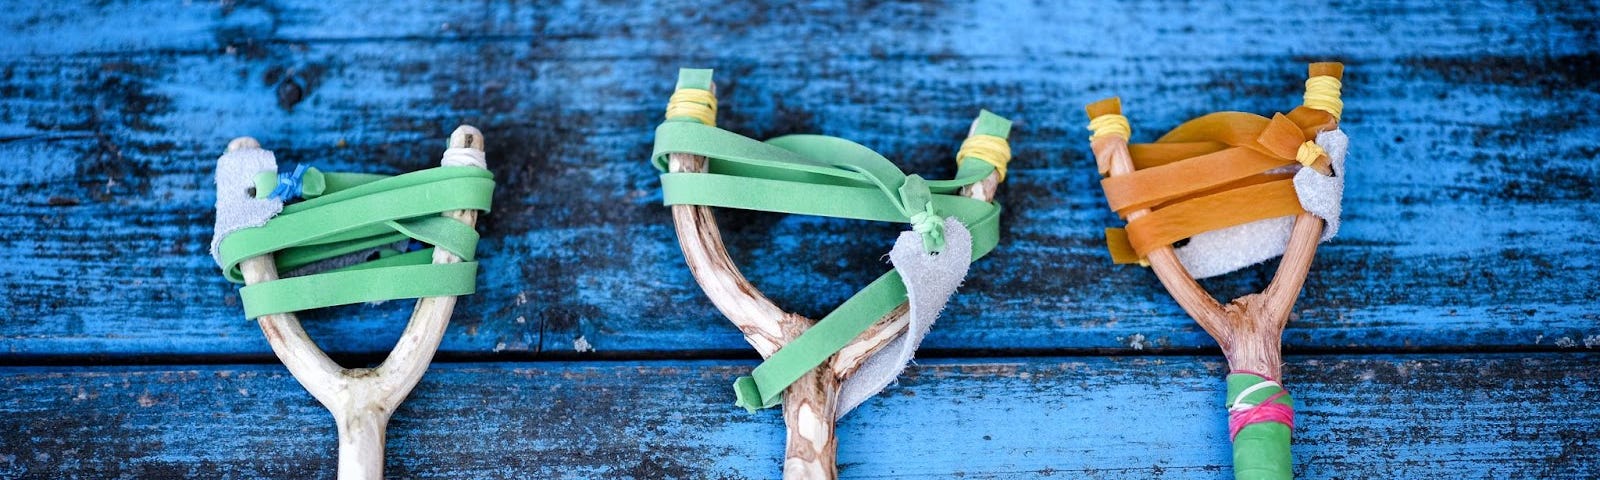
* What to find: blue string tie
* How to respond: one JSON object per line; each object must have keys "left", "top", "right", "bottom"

{"left": 269, "top": 164, "right": 310, "bottom": 201}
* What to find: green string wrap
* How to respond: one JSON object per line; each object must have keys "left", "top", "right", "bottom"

{"left": 217, "top": 165, "right": 495, "bottom": 319}
{"left": 652, "top": 68, "right": 1013, "bottom": 412}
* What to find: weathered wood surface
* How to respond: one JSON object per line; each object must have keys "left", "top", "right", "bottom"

{"left": 2, "top": 354, "right": 1595, "bottom": 479}
{"left": 0, "top": 1, "right": 1595, "bottom": 358}
{"left": 0, "top": 2, "right": 1596, "bottom": 477}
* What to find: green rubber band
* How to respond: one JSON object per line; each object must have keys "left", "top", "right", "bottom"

{"left": 652, "top": 68, "right": 1012, "bottom": 412}
{"left": 327, "top": 248, "right": 437, "bottom": 273}
{"left": 1227, "top": 373, "right": 1295, "bottom": 480}
{"left": 218, "top": 172, "right": 494, "bottom": 282}
{"left": 285, "top": 166, "right": 489, "bottom": 215}
{"left": 730, "top": 202, "right": 1001, "bottom": 412}
{"left": 971, "top": 109, "right": 1013, "bottom": 139}
{"left": 273, "top": 229, "right": 410, "bottom": 273}
{"left": 387, "top": 216, "right": 481, "bottom": 260}
{"left": 661, "top": 173, "right": 997, "bottom": 224}
{"left": 239, "top": 262, "right": 479, "bottom": 318}
{"left": 318, "top": 172, "right": 390, "bottom": 194}
{"left": 652, "top": 122, "right": 842, "bottom": 178}
{"left": 654, "top": 121, "right": 1003, "bottom": 194}
{"left": 218, "top": 164, "right": 494, "bottom": 319}
{"left": 270, "top": 215, "right": 481, "bottom": 274}
{"left": 734, "top": 271, "right": 908, "bottom": 410}
{"left": 676, "top": 67, "right": 714, "bottom": 91}
{"left": 256, "top": 170, "right": 390, "bottom": 199}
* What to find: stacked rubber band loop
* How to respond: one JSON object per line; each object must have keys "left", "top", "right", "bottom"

{"left": 1087, "top": 113, "right": 1131, "bottom": 143}
{"left": 1302, "top": 75, "right": 1344, "bottom": 119}
{"left": 652, "top": 68, "right": 1012, "bottom": 412}
{"left": 217, "top": 162, "right": 495, "bottom": 318}
{"left": 956, "top": 132, "right": 1013, "bottom": 181}
{"left": 666, "top": 88, "right": 718, "bottom": 127}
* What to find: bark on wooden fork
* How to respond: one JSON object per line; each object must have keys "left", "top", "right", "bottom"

{"left": 226, "top": 126, "right": 486, "bottom": 480}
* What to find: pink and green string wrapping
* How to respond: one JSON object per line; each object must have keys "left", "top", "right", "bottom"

{"left": 1226, "top": 370, "right": 1296, "bottom": 480}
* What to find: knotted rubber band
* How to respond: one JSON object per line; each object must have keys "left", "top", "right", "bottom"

{"left": 908, "top": 209, "right": 942, "bottom": 239}
{"left": 1295, "top": 141, "right": 1326, "bottom": 167}
{"left": 898, "top": 176, "right": 946, "bottom": 253}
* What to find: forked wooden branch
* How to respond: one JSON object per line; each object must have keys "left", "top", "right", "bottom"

{"left": 668, "top": 150, "right": 1001, "bottom": 480}
{"left": 1091, "top": 130, "right": 1321, "bottom": 379}
{"left": 228, "top": 126, "right": 486, "bottom": 480}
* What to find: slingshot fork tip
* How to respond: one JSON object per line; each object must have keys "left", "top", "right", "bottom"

{"left": 1086, "top": 97, "right": 1123, "bottom": 118}
{"left": 227, "top": 136, "right": 261, "bottom": 152}
{"left": 449, "top": 125, "right": 484, "bottom": 151}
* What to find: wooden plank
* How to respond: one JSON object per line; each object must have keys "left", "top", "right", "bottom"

{"left": 1, "top": 353, "right": 1595, "bottom": 478}
{"left": 0, "top": 1, "right": 1596, "bottom": 357}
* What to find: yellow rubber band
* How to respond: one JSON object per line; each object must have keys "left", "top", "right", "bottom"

{"left": 1303, "top": 76, "right": 1343, "bottom": 120}
{"left": 666, "top": 88, "right": 718, "bottom": 127}
{"left": 956, "top": 134, "right": 1012, "bottom": 181}
{"left": 1087, "top": 114, "right": 1132, "bottom": 142}
{"left": 1295, "top": 141, "right": 1326, "bottom": 167}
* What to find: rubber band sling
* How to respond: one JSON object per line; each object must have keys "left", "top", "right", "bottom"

{"left": 652, "top": 68, "right": 1011, "bottom": 412}
{"left": 217, "top": 165, "right": 495, "bottom": 319}
{"left": 1092, "top": 63, "right": 1344, "bottom": 265}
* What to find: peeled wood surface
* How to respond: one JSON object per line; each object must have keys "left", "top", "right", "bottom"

{"left": 2, "top": 354, "right": 1596, "bottom": 479}
{"left": 0, "top": 1, "right": 1595, "bottom": 358}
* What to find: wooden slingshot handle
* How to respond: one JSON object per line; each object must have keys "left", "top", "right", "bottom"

{"left": 228, "top": 126, "right": 487, "bottom": 480}
{"left": 668, "top": 133, "right": 1001, "bottom": 479}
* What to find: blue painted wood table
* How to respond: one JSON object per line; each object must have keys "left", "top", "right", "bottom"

{"left": 1, "top": 1, "right": 1596, "bottom": 478}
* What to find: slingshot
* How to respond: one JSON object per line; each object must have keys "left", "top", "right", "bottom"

{"left": 211, "top": 126, "right": 494, "bottom": 479}
{"left": 1085, "top": 63, "right": 1346, "bottom": 480}
{"left": 651, "top": 69, "right": 1013, "bottom": 479}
